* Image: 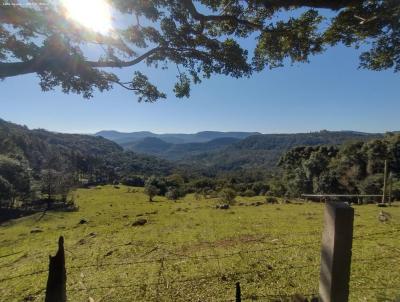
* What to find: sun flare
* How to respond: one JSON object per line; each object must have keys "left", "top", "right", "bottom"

{"left": 61, "top": 0, "right": 112, "bottom": 34}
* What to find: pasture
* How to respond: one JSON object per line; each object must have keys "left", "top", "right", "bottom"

{"left": 0, "top": 186, "right": 399, "bottom": 301}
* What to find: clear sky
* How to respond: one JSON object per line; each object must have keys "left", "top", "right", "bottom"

{"left": 1, "top": 41, "right": 399, "bottom": 134}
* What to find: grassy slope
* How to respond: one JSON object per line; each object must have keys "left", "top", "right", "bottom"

{"left": 0, "top": 186, "right": 399, "bottom": 302}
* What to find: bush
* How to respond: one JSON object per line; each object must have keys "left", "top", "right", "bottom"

{"left": 204, "top": 190, "right": 219, "bottom": 199}
{"left": 243, "top": 189, "right": 256, "bottom": 197}
{"left": 0, "top": 175, "right": 12, "bottom": 207}
{"left": 220, "top": 188, "right": 237, "bottom": 205}
{"left": 121, "top": 175, "right": 145, "bottom": 187}
{"left": 144, "top": 178, "right": 160, "bottom": 202}
{"left": 165, "top": 187, "right": 185, "bottom": 201}
{"left": 252, "top": 182, "right": 270, "bottom": 195}
{"left": 358, "top": 174, "right": 384, "bottom": 195}
{"left": 266, "top": 196, "right": 278, "bottom": 204}
{"left": 267, "top": 180, "right": 287, "bottom": 197}
{"left": 391, "top": 179, "right": 400, "bottom": 201}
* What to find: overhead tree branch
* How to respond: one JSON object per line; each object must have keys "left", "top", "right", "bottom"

{"left": 0, "top": 61, "right": 38, "bottom": 78}
{"left": 259, "top": 0, "right": 364, "bottom": 10}
{"left": 0, "top": 47, "right": 164, "bottom": 78}
{"left": 87, "top": 47, "right": 164, "bottom": 68}
{"left": 181, "top": 0, "right": 364, "bottom": 31}
{"left": 181, "top": 0, "right": 263, "bottom": 30}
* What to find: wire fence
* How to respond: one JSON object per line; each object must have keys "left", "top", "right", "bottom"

{"left": 1, "top": 226, "right": 399, "bottom": 302}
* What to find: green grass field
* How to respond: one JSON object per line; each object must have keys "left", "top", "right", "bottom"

{"left": 0, "top": 186, "right": 399, "bottom": 302}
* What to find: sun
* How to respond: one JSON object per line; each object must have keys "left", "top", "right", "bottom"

{"left": 61, "top": 0, "right": 112, "bottom": 34}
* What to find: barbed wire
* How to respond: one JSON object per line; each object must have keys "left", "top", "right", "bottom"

{"left": 2, "top": 253, "right": 392, "bottom": 289}
{"left": 239, "top": 292, "right": 319, "bottom": 302}
{"left": 1, "top": 226, "right": 398, "bottom": 300}
{"left": 1, "top": 228, "right": 397, "bottom": 271}
{"left": 353, "top": 229, "right": 400, "bottom": 240}
{"left": 108, "top": 229, "right": 323, "bottom": 250}
{"left": 68, "top": 262, "right": 318, "bottom": 292}
{"left": 2, "top": 231, "right": 399, "bottom": 284}
{"left": 351, "top": 286, "right": 400, "bottom": 291}
{"left": 65, "top": 229, "right": 400, "bottom": 271}
{"left": 352, "top": 254, "right": 400, "bottom": 264}
{"left": 0, "top": 251, "right": 23, "bottom": 259}
{"left": 66, "top": 241, "right": 320, "bottom": 271}
{"left": 0, "top": 241, "right": 319, "bottom": 284}
{"left": 0, "top": 269, "right": 48, "bottom": 283}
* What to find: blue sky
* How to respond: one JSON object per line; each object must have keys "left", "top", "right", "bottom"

{"left": 1, "top": 41, "right": 399, "bottom": 134}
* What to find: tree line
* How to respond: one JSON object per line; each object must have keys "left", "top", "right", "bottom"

{"left": 2, "top": 118, "right": 399, "bottom": 210}
{"left": 0, "top": 119, "right": 172, "bottom": 209}
{"left": 278, "top": 133, "right": 400, "bottom": 200}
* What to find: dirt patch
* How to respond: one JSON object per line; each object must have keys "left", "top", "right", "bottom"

{"left": 132, "top": 218, "right": 147, "bottom": 226}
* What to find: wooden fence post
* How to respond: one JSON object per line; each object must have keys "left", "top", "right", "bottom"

{"left": 319, "top": 202, "right": 354, "bottom": 302}
{"left": 45, "top": 236, "right": 67, "bottom": 302}
{"left": 235, "top": 282, "right": 241, "bottom": 302}
{"left": 382, "top": 160, "right": 388, "bottom": 204}
{"left": 388, "top": 172, "right": 393, "bottom": 206}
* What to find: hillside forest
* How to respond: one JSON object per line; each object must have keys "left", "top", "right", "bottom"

{"left": 1, "top": 118, "right": 399, "bottom": 213}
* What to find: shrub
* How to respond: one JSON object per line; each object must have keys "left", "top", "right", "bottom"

{"left": 391, "top": 179, "right": 400, "bottom": 201}
{"left": 220, "top": 188, "right": 237, "bottom": 205}
{"left": 266, "top": 196, "right": 278, "bottom": 204}
{"left": 121, "top": 175, "right": 145, "bottom": 187}
{"left": 243, "top": 189, "right": 256, "bottom": 197}
{"left": 144, "top": 178, "right": 160, "bottom": 202}
{"left": 165, "top": 187, "right": 185, "bottom": 201}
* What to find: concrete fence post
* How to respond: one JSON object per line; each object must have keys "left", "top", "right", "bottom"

{"left": 319, "top": 202, "right": 354, "bottom": 302}
{"left": 45, "top": 236, "right": 67, "bottom": 302}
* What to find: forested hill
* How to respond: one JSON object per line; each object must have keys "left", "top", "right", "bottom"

{"left": 0, "top": 119, "right": 121, "bottom": 169}
{"left": 278, "top": 133, "right": 400, "bottom": 198}
{"left": 96, "top": 130, "right": 260, "bottom": 144}
{"left": 182, "top": 131, "right": 382, "bottom": 171}
{"left": 0, "top": 119, "right": 173, "bottom": 178}
{"left": 121, "top": 137, "right": 241, "bottom": 161}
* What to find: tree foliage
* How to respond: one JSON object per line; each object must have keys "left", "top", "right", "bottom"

{"left": 0, "top": 155, "right": 31, "bottom": 203}
{"left": 220, "top": 187, "right": 237, "bottom": 205}
{"left": 0, "top": 118, "right": 173, "bottom": 207}
{"left": 1, "top": 0, "right": 398, "bottom": 101}
{"left": 279, "top": 133, "right": 400, "bottom": 197}
{"left": 144, "top": 176, "right": 160, "bottom": 202}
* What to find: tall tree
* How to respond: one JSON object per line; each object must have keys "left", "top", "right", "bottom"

{"left": 1, "top": 0, "right": 398, "bottom": 101}
{"left": 0, "top": 175, "right": 12, "bottom": 207}
{"left": 0, "top": 155, "right": 31, "bottom": 204}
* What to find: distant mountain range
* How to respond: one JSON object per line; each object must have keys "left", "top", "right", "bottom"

{"left": 0, "top": 119, "right": 173, "bottom": 177}
{"left": 95, "top": 129, "right": 383, "bottom": 169}
{"left": 121, "top": 137, "right": 242, "bottom": 161}
{"left": 95, "top": 130, "right": 260, "bottom": 144}
{"left": 181, "top": 131, "right": 383, "bottom": 171}
{"left": 0, "top": 118, "right": 390, "bottom": 187}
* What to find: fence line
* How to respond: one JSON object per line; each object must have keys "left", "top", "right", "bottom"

{"left": 351, "top": 286, "right": 400, "bottom": 291}
{"left": 2, "top": 206, "right": 399, "bottom": 302}
{"left": 1, "top": 228, "right": 397, "bottom": 271}
{"left": 59, "top": 255, "right": 400, "bottom": 297}
{"left": 68, "top": 262, "right": 319, "bottom": 292}
{"left": 1, "top": 231, "right": 398, "bottom": 284}
{"left": 0, "top": 269, "right": 48, "bottom": 282}
{"left": 108, "top": 229, "right": 323, "bottom": 250}
{"left": 240, "top": 292, "right": 319, "bottom": 301}
{"left": 68, "top": 241, "right": 320, "bottom": 270}
{"left": 353, "top": 228, "right": 400, "bottom": 239}
{"left": 0, "top": 251, "right": 23, "bottom": 259}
